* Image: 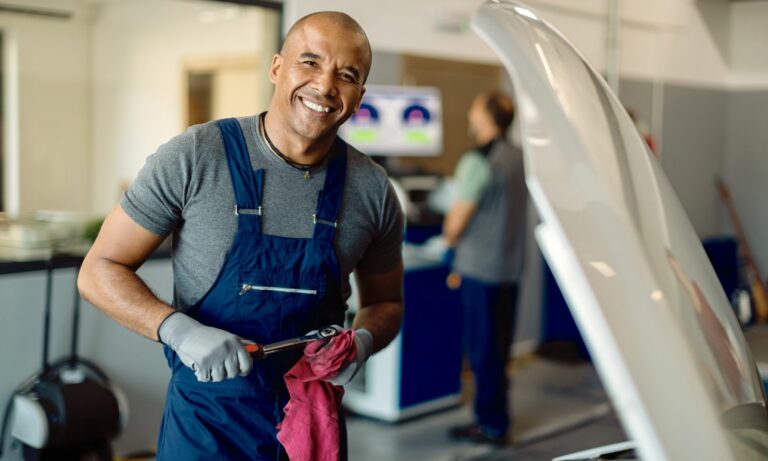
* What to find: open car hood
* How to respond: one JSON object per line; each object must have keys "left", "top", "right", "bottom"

{"left": 472, "top": 1, "right": 768, "bottom": 459}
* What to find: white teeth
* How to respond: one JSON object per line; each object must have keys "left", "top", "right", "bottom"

{"left": 302, "top": 98, "right": 331, "bottom": 113}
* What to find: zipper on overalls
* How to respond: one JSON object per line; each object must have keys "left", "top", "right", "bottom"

{"left": 238, "top": 284, "right": 318, "bottom": 296}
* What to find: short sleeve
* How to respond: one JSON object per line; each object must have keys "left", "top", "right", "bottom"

{"left": 454, "top": 150, "right": 491, "bottom": 203}
{"left": 355, "top": 179, "right": 405, "bottom": 275}
{"left": 120, "top": 130, "right": 197, "bottom": 236}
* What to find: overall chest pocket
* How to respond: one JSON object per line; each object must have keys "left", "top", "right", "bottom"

{"left": 237, "top": 271, "right": 327, "bottom": 342}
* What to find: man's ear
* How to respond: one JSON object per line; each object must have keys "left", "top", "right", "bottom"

{"left": 268, "top": 53, "right": 282, "bottom": 84}
{"left": 353, "top": 87, "right": 366, "bottom": 113}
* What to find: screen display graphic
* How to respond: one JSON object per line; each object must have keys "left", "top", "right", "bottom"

{"left": 339, "top": 85, "right": 443, "bottom": 156}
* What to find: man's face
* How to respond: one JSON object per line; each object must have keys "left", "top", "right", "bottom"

{"left": 269, "top": 19, "right": 369, "bottom": 143}
{"left": 467, "top": 96, "right": 490, "bottom": 144}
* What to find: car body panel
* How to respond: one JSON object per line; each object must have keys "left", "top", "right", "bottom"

{"left": 472, "top": 1, "right": 768, "bottom": 459}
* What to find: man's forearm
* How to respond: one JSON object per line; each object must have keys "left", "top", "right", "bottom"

{"left": 78, "top": 256, "right": 175, "bottom": 341}
{"left": 352, "top": 301, "right": 403, "bottom": 353}
{"left": 443, "top": 200, "right": 478, "bottom": 246}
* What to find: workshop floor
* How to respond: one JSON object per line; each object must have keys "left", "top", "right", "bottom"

{"left": 347, "top": 356, "right": 626, "bottom": 461}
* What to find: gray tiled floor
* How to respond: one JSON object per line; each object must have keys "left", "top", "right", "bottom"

{"left": 347, "top": 357, "right": 626, "bottom": 461}
{"left": 472, "top": 413, "right": 627, "bottom": 461}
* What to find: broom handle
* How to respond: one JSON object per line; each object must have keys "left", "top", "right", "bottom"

{"left": 716, "top": 177, "right": 768, "bottom": 320}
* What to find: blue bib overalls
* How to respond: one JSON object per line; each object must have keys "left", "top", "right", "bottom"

{"left": 157, "top": 118, "right": 348, "bottom": 460}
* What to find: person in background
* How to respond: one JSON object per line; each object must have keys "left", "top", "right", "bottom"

{"left": 443, "top": 90, "right": 527, "bottom": 446}
{"left": 78, "top": 11, "right": 404, "bottom": 460}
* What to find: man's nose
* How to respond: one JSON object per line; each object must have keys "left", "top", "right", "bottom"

{"left": 311, "top": 70, "right": 337, "bottom": 97}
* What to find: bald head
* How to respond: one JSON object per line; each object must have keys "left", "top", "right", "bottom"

{"left": 266, "top": 11, "right": 371, "bottom": 155}
{"left": 282, "top": 11, "right": 372, "bottom": 83}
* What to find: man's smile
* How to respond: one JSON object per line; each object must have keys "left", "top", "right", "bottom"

{"left": 298, "top": 96, "right": 336, "bottom": 114}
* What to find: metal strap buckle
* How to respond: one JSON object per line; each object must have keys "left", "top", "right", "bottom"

{"left": 234, "top": 205, "right": 262, "bottom": 216}
{"left": 312, "top": 213, "right": 337, "bottom": 228}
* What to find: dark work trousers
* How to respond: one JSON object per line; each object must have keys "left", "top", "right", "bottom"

{"left": 459, "top": 277, "right": 518, "bottom": 436}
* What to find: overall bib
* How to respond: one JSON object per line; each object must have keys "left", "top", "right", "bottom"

{"left": 157, "top": 118, "right": 347, "bottom": 460}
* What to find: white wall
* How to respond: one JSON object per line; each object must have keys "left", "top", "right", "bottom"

{"left": 89, "top": 0, "right": 278, "bottom": 213}
{"left": 0, "top": 0, "right": 91, "bottom": 215}
{"left": 284, "top": 0, "right": 730, "bottom": 86}
{"left": 284, "top": 0, "right": 497, "bottom": 64}
{"left": 728, "top": 1, "right": 768, "bottom": 89}
{"left": 629, "top": 0, "right": 729, "bottom": 87}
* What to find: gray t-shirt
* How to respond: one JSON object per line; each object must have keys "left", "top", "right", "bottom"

{"left": 122, "top": 115, "right": 404, "bottom": 311}
{"left": 453, "top": 138, "right": 527, "bottom": 283}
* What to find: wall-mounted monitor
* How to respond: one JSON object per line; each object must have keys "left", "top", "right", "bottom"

{"left": 339, "top": 85, "right": 443, "bottom": 157}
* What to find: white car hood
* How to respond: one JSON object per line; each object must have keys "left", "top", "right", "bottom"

{"left": 472, "top": 1, "right": 768, "bottom": 459}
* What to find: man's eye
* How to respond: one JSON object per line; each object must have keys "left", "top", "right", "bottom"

{"left": 302, "top": 61, "right": 317, "bottom": 67}
{"left": 340, "top": 74, "right": 357, "bottom": 83}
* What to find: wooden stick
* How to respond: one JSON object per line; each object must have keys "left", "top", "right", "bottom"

{"left": 715, "top": 177, "right": 768, "bottom": 322}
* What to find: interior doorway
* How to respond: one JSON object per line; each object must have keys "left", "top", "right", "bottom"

{"left": 185, "top": 55, "right": 271, "bottom": 126}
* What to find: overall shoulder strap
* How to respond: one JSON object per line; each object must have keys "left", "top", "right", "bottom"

{"left": 216, "top": 118, "right": 263, "bottom": 233}
{"left": 313, "top": 137, "right": 348, "bottom": 242}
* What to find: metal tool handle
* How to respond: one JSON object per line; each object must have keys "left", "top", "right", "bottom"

{"left": 263, "top": 338, "right": 311, "bottom": 355}
{"left": 242, "top": 326, "right": 340, "bottom": 358}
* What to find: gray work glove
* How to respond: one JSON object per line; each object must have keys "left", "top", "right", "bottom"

{"left": 327, "top": 328, "right": 373, "bottom": 386}
{"left": 158, "top": 312, "right": 253, "bottom": 382}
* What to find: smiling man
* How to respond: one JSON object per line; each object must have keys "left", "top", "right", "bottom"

{"left": 266, "top": 12, "right": 372, "bottom": 164}
{"left": 78, "top": 12, "right": 404, "bottom": 461}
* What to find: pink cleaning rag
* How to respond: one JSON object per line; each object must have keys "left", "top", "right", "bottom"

{"left": 277, "top": 329, "right": 357, "bottom": 461}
